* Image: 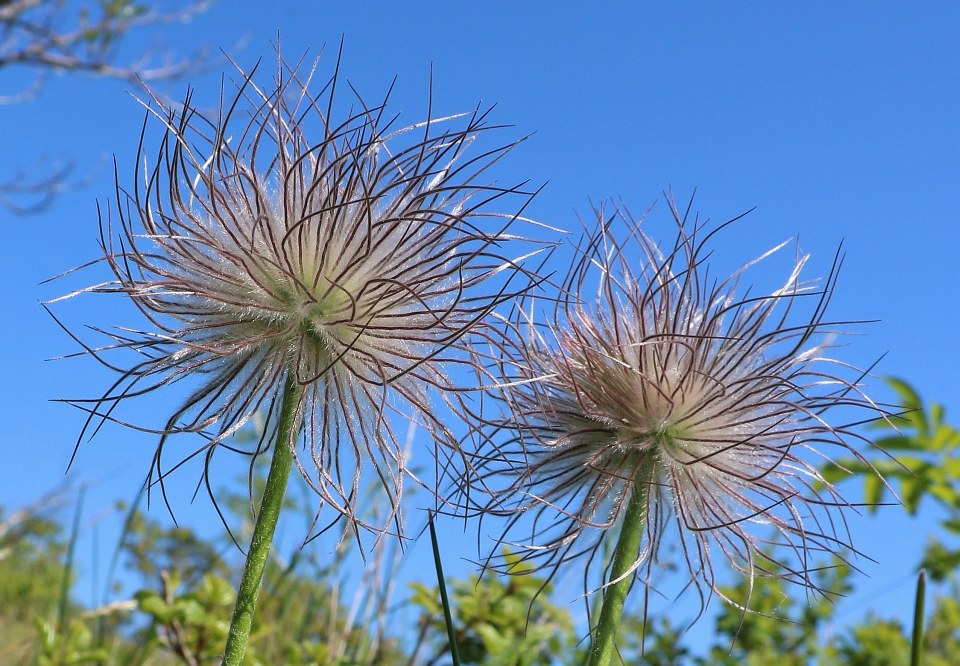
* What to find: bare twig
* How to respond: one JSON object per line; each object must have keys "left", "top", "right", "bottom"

{"left": 1, "top": 0, "right": 214, "bottom": 88}
{"left": 1, "top": 0, "right": 216, "bottom": 215}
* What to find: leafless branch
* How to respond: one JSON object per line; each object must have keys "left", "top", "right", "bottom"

{"left": 1, "top": 0, "right": 215, "bottom": 214}
{"left": 0, "top": 159, "right": 81, "bottom": 214}
{"left": 1, "top": 0, "right": 214, "bottom": 90}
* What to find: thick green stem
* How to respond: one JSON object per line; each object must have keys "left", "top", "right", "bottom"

{"left": 222, "top": 372, "right": 302, "bottom": 665}
{"left": 587, "top": 461, "right": 653, "bottom": 666}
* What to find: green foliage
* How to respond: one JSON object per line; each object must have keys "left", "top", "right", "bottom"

{"left": 922, "top": 588, "right": 960, "bottom": 665}
{"left": 409, "top": 551, "right": 575, "bottom": 666}
{"left": 830, "top": 590, "right": 960, "bottom": 666}
{"left": 822, "top": 377, "right": 960, "bottom": 519}
{"left": 821, "top": 377, "right": 960, "bottom": 583}
{"left": 134, "top": 571, "right": 233, "bottom": 664}
{"left": 78, "top": 1, "right": 148, "bottom": 49}
{"left": 123, "top": 484, "right": 408, "bottom": 665}
{"left": 921, "top": 538, "right": 960, "bottom": 586}
{"left": 121, "top": 506, "right": 231, "bottom": 593}
{"left": 834, "top": 616, "right": 912, "bottom": 666}
{"left": 694, "top": 556, "right": 851, "bottom": 666}
{"left": 0, "top": 503, "right": 71, "bottom": 662}
{"left": 615, "top": 615, "right": 690, "bottom": 666}
{"left": 0, "top": 505, "right": 66, "bottom": 618}
{"left": 7, "top": 375, "right": 960, "bottom": 664}
{"left": 35, "top": 615, "right": 113, "bottom": 666}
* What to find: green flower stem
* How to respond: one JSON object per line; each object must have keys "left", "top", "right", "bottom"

{"left": 223, "top": 372, "right": 303, "bottom": 665}
{"left": 587, "top": 462, "right": 653, "bottom": 666}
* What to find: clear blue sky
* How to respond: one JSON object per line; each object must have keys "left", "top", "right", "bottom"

{"left": 2, "top": 0, "right": 958, "bottom": 645}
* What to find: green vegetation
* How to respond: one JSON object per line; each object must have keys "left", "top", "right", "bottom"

{"left": 5, "top": 377, "right": 960, "bottom": 664}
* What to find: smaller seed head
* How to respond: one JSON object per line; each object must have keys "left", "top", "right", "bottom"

{"left": 474, "top": 196, "right": 886, "bottom": 612}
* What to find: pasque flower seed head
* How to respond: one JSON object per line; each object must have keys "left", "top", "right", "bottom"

{"left": 476, "top": 196, "right": 885, "bottom": 610}
{"left": 51, "top": 50, "right": 539, "bottom": 537}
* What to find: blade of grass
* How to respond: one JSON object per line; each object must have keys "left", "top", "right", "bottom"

{"left": 57, "top": 487, "right": 85, "bottom": 634}
{"left": 911, "top": 568, "right": 926, "bottom": 666}
{"left": 103, "top": 485, "right": 144, "bottom": 601}
{"left": 97, "top": 484, "right": 144, "bottom": 648}
{"left": 428, "top": 513, "right": 461, "bottom": 666}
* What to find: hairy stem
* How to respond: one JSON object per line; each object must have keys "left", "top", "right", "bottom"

{"left": 587, "top": 460, "right": 653, "bottom": 666}
{"left": 222, "top": 372, "right": 302, "bottom": 665}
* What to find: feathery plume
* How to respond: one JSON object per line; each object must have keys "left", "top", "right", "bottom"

{"left": 475, "top": 196, "right": 884, "bottom": 616}
{"left": 50, "top": 49, "right": 538, "bottom": 539}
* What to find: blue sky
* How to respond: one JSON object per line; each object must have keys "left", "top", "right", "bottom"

{"left": 2, "top": 0, "right": 958, "bottom": 646}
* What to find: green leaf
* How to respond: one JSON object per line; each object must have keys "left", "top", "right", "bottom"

{"left": 899, "top": 475, "right": 929, "bottom": 514}
{"left": 174, "top": 597, "right": 209, "bottom": 625}
{"left": 931, "top": 422, "right": 960, "bottom": 451}
{"left": 942, "top": 518, "right": 960, "bottom": 534}
{"left": 875, "top": 435, "right": 924, "bottom": 452}
{"left": 135, "top": 590, "right": 175, "bottom": 624}
{"left": 885, "top": 376, "right": 923, "bottom": 413}
{"left": 896, "top": 456, "right": 930, "bottom": 475}
{"left": 33, "top": 617, "right": 56, "bottom": 651}
{"left": 408, "top": 582, "right": 442, "bottom": 615}
{"left": 864, "top": 473, "right": 884, "bottom": 507}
